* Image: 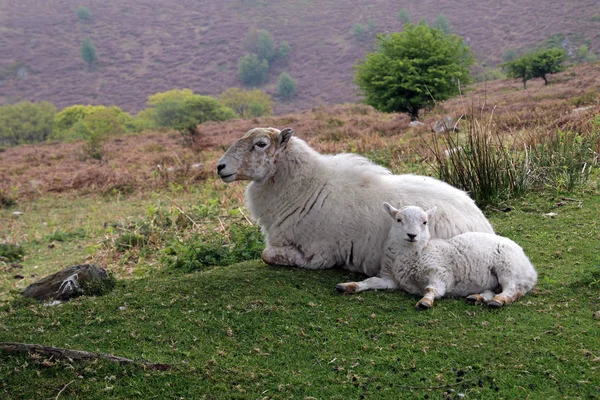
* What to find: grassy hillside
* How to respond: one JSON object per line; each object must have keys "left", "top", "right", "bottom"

{"left": 1, "top": 0, "right": 599, "bottom": 114}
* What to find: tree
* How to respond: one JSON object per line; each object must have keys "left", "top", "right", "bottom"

{"left": 277, "top": 41, "right": 291, "bottom": 63}
{"left": 72, "top": 110, "right": 124, "bottom": 160}
{"left": 502, "top": 56, "right": 533, "bottom": 89}
{"left": 53, "top": 105, "right": 130, "bottom": 139}
{"left": 354, "top": 23, "right": 474, "bottom": 120}
{"left": 529, "top": 48, "right": 566, "bottom": 85}
{"left": 244, "top": 29, "right": 276, "bottom": 62}
{"left": 80, "top": 37, "right": 97, "bottom": 71}
{"left": 502, "top": 48, "right": 566, "bottom": 88}
{"left": 277, "top": 72, "right": 297, "bottom": 99}
{"left": 220, "top": 88, "right": 274, "bottom": 118}
{"left": 237, "top": 53, "right": 269, "bottom": 86}
{"left": 77, "top": 7, "right": 90, "bottom": 22}
{"left": 433, "top": 14, "right": 452, "bottom": 34}
{"left": 0, "top": 101, "right": 56, "bottom": 146}
{"left": 397, "top": 9, "right": 410, "bottom": 24}
{"left": 502, "top": 49, "right": 518, "bottom": 62}
{"left": 352, "top": 23, "right": 367, "bottom": 41}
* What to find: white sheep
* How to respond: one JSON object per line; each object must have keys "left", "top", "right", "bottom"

{"left": 217, "top": 127, "right": 494, "bottom": 277}
{"left": 336, "top": 205, "right": 537, "bottom": 309}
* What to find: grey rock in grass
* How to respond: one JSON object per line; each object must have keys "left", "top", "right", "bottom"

{"left": 409, "top": 120, "right": 424, "bottom": 128}
{"left": 22, "top": 264, "right": 114, "bottom": 301}
{"left": 432, "top": 116, "right": 458, "bottom": 133}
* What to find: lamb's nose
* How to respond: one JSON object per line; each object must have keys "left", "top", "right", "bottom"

{"left": 407, "top": 233, "right": 417, "bottom": 240}
{"left": 217, "top": 163, "right": 226, "bottom": 173}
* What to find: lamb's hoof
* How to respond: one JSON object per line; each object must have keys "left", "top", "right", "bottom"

{"left": 466, "top": 294, "right": 484, "bottom": 305}
{"left": 335, "top": 283, "right": 358, "bottom": 294}
{"left": 416, "top": 300, "right": 432, "bottom": 310}
{"left": 487, "top": 300, "right": 503, "bottom": 308}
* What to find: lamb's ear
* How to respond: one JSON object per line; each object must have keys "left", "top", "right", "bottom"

{"left": 383, "top": 202, "right": 399, "bottom": 219}
{"left": 426, "top": 206, "right": 437, "bottom": 220}
{"left": 279, "top": 128, "right": 294, "bottom": 148}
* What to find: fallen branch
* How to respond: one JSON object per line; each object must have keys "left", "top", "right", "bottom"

{"left": 0, "top": 342, "right": 170, "bottom": 371}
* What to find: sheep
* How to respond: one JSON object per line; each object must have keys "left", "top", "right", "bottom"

{"left": 336, "top": 205, "right": 537, "bottom": 309}
{"left": 216, "top": 127, "right": 494, "bottom": 277}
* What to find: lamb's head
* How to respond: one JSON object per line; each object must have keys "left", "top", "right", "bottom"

{"left": 383, "top": 203, "right": 436, "bottom": 248}
{"left": 217, "top": 127, "right": 294, "bottom": 183}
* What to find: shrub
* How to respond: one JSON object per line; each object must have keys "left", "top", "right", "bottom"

{"left": 397, "top": 9, "right": 410, "bottom": 24}
{"left": 151, "top": 94, "right": 237, "bottom": 130}
{"left": 244, "top": 29, "right": 276, "bottom": 62}
{"left": 352, "top": 23, "right": 367, "bottom": 41}
{"left": 277, "top": 41, "right": 291, "bottom": 63}
{"left": 502, "top": 48, "right": 566, "bottom": 88}
{"left": 237, "top": 53, "right": 269, "bottom": 86}
{"left": 0, "top": 101, "right": 56, "bottom": 146}
{"left": 277, "top": 72, "right": 297, "bottom": 99}
{"left": 53, "top": 105, "right": 130, "bottom": 140}
{"left": 162, "top": 222, "right": 264, "bottom": 272}
{"left": 433, "top": 14, "right": 452, "bottom": 34}
{"left": 219, "top": 87, "right": 274, "bottom": 118}
{"left": 354, "top": 23, "right": 474, "bottom": 120}
{"left": 77, "top": 7, "right": 90, "bottom": 22}
{"left": 81, "top": 37, "right": 97, "bottom": 71}
{"left": 0, "top": 243, "right": 25, "bottom": 263}
{"left": 502, "top": 49, "right": 518, "bottom": 62}
{"left": 73, "top": 110, "right": 125, "bottom": 160}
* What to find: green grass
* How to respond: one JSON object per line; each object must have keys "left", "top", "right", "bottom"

{"left": 1, "top": 188, "right": 600, "bottom": 398}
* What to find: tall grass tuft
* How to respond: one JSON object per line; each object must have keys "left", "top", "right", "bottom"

{"left": 425, "top": 110, "right": 527, "bottom": 208}
{"left": 425, "top": 110, "right": 599, "bottom": 208}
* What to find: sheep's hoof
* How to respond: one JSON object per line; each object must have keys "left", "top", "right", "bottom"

{"left": 335, "top": 283, "right": 358, "bottom": 294}
{"left": 466, "top": 294, "right": 484, "bottom": 305}
{"left": 416, "top": 299, "right": 432, "bottom": 310}
{"left": 487, "top": 300, "right": 503, "bottom": 308}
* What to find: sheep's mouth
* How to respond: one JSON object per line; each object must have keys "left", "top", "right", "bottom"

{"left": 405, "top": 239, "right": 416, "bottom": 243}
{"left": 219, "top": 172, "right": 237, "bottom": 182}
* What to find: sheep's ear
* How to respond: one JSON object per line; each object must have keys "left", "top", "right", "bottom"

{"left": 426, "top": 206, "right": 437, "bottom": 220}
{"left": 279, "top": 128, "right": 294, "bottom": 148}
{"left": 383, "top": 202, "right": 398, "bottom": 219}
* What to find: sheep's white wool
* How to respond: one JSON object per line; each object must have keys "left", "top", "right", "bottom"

{"left": 338, "top": 205, "right": 537, "bottom": 308}
{"left": 217, "top": 127, "right": 494, "bottom": 276}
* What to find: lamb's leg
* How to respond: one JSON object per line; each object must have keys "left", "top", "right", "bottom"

{"left": 416, "top": 283, "right": 446, "bottom": 310}
{"left": 466, "top": 290, "right": 495, "bottom": 305}
{"left": 335, "top": 276, "right": 398, "bottom": 295}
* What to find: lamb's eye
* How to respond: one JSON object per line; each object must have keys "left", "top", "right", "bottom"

{"left": 396, "top": 218, "right": 402, "bottom": 223}
{"left": 423, "top": 221, "right": 427, "bottom": 225}
{"left": 255, "top": 142, "right": 267, "bottom": 148}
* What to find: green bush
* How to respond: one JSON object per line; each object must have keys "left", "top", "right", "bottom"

{"left": 163, "top": 223, "right": 264, "bottom": 272}
{"left": 433, "top": 13, "right": 452, "bottom": 34}
{"left": 277, "top": 41, "right": 291, "bottom": 63}
{"left": 397, "top": 8, "right": 410, "bottom": 24}
{"left": 219, "top": 87, "right": 274, "bottom": 118}
{"left": 352, "top": 23, "right": 367, "bottom": 41}
{"left": 77, "top": 7, "right": 90, "bottom": 22}
{"left": 277, "top": 72, "right": 297, "bottom": 99}
{"left": 237, "top": 53, "right": 269, "bottom": 86}
{"left": 151, "top": 94, "right": 237, "bottom": 130}
{"left": 71, "top": 110, "right": 125, "bottom": 160}
{"left": 53, "top": 105, "right": 131, "bottom": 139}
{"left": 244, "top": 29, "right": 276, "bottom": 62}
{"left": 0, "top": 101, "right": 56, "bottom": 146}
{"left": 81, "top": 37, "right": 97, "bottom": 71}
{"left": 0, "top": 243, "right": 25, "bottom": 263}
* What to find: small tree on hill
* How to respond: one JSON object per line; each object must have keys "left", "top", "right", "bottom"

{"left": 237, "top": 53, "right": 269, "bottom": 86}
{"left": 352, "top": 23, "right": 367, "bottom": 41}
{"left": 220, "top": 88, "right": 274, "bottom": 118}
{"left": 277, "top": 41, "right": 291, "bottom": 63}
{"left": 0, "top": 101, "right": 56, "bottom": 146}
{"left": 244, "top": 29, "right": 276, "bottom": 62}
{"left": 277, "top": 72, "right": 297, "bottom": 99}
{"left": 77, "top": 7, "right": 90, "bottom": 22}
{"left": 397, "top": 9, "right": 410, "bottom": 24}
{"left": 81, "top": 37, "right": 97, "bottom": 71}
{"left": 354, "top": 23, "right": 474, "bottom": 120}
{"left": 502, "top": 48, "right": 566, "bottom": 89}
{"left": 433, "top": 14, "right": 452, "bottom": 34}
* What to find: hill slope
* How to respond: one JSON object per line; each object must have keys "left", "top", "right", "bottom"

{"left": 1, "top": 0, "right": 599, "bottom": 114}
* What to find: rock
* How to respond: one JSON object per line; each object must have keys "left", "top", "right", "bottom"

{"left": 16, "top": 67, "right": 28, "bottom": 79}
{"left": 22, "top": 264, "right": 114, "bottom": 301}
{"left": 572, "top": 106, "right": 594, "bottom": 115}
{"left": 432, "top": 116, "right": 458, "bottom": 133}
{"left": 409, "top": 121, "right": 425, "bottom": 128}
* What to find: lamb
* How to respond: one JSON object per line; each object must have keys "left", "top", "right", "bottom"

{"left": 217, "top": 127, "right": 494, "bottom": 277}
{"left": 336, "top": 205, "right": 537, "bottom": 309}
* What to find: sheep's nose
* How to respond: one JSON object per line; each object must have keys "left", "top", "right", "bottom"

{"left": 407, "top": 233, "right": 417, "bottom": 240}
{"left": 217, "top": 163, "right": 226, "bottom": 173}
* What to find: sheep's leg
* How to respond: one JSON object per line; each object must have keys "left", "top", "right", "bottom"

{"left": 335, "top": 276, "right": 398, "bottom": 295}
{"left": 262, "top": 246, "right": 314, "bottom": 268}
{"left": 488, "top": 288, "right": 521, "bottom": 308}
{"left": 416, "top": 283, "right": 446, "bottom": 310}
{"left": 466, "top": 290, "right": 495, "bottom": 305}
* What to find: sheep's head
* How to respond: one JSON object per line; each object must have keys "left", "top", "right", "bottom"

{"left": 217, "top": 127, "right": 294, "bottom": 183}
{"left": 383, "top": 203, "right": 436, "bottom": 247}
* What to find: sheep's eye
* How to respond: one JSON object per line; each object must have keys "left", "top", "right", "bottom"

{"left": 396, "top": 218, "right": 402, "bottom": 223}
{"left": 423, "top": 221, "right": 427, "bottom": 225}
{"left": 255, "top": 142, "right": 267, "bottom": 148}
